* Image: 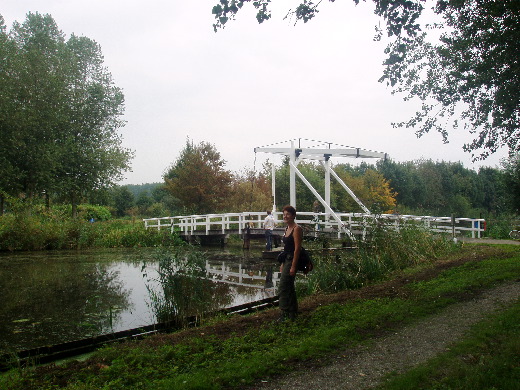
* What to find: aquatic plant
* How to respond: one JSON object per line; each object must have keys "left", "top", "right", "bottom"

{"left": 142, "top": 245, "right": 229, "bottom": 327}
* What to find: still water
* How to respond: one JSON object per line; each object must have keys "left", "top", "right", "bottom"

{"left": 0, "top": 246, "right": 279, "bottom": 354}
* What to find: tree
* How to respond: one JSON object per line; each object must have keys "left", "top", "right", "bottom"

{"left": 54, "top": 32, "right": 132, "bottom": 217}
{"left": 0, "top": 16, "right": 21, "bottom": 214}
{"left": 387, "top": 0, "right": 520, "bottom": 161}
{"left": 0, "top": 13, "right": 133, "bottom": 216}
{"left": 211, "top": 0, "right": 519, "bottom": 160}
{"left": 163, "top": 139, "right": 233, "bottom": 214}
{"left": 502, "top": 154, "right": 520, "bottom": 213}
{"left": 6, "top": 13, "right": 67, "bottom": 200}
{"left": 332, "top": 165, "right": 397, "bottom": 213}
{"left": 112, "top": 185, "right": 135, "bottom": 217}
{"left": 227, "top": 168, "right": 272, "bottom": 212}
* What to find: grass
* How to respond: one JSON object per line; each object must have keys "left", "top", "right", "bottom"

{"left": 377, "top": 299, "right": 520, "bottom": 390}
{"left": 1, "top": 243, "right": 519, "bottom": 389}
{"left": 0, "top": 214, "right": 182, "bottom": 251}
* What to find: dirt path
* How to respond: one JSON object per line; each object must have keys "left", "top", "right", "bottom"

{"left": 253, "top": 280, "right": 520, "bottom": 390}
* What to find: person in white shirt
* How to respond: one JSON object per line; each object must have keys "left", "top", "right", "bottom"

{"left": 263, "top": 210, "right": 275, "bottom": 251}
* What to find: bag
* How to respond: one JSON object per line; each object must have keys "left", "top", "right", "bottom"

{"left": 277, "top": 251, "right": 287, "bottom": 264}
{"left": 297, "top": 248, "right": 314, "bottom": 274}
{"left": 277, "top": 249, "right": 314, "bottom": 274}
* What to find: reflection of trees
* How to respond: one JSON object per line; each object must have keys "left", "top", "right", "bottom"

{"left": 142, "top": 246, "right": 232, "bottom": 326}
{"left": 0, "top": 253, "right": 130, "bottom": 352}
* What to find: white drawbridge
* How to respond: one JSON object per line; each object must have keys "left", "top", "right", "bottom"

{"left": 254, "top": 139, "right": 388, "bottom": 239}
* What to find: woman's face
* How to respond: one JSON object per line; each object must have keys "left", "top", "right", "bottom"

{"left": 283, "top": 211, "right": 295, "bottom": 224}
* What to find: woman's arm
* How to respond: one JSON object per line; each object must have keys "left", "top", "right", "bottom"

{"left": 290, "top": 225, "right": 303, "bottom": 276}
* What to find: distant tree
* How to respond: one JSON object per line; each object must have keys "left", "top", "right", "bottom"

{"left": 332, "top": 165, "right": 397, "bottom": 213}
{"left": 377, "top": 159, "right": 428, "bottom": 211}
{"left": 274, "top": 159, "right": 325, "bottom": 212}
{"left": 227, "top": 168, "right": 272, "bottom": 212}
{"left": 475, "top": 167, "right": 506, "bottom": 215}
{"left": 163, "top": 139, "right": 232, "bottom": 214}
{"left": 136, "top": 191, "right": 153, "bottom": 215}
{"left": 211, "top": 0, "right": 520, "bottom": 159}
{"left": 112, "top": 186, "right": 135, "bottom": 217}
{"left": 502, "top": 154, "right": 520, "bottom": 213}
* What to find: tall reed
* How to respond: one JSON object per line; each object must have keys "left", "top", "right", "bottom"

{"left": 298, "top": 220, "right": 457, "bottom": 296}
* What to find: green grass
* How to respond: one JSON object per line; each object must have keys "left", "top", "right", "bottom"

{"left": 0, "top": 214, "right": 182, "bottom": 251}
{"left": 377, "top": 300, "right": 520, "bottom": 390}
{"left": 2, "top": 244, "right": 519, "bottom": 390}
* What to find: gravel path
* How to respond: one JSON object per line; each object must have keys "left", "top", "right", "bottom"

{"left": 254, "top": 280, "right": 520, "bottom": 390}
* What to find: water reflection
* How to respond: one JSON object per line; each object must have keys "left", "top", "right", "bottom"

{"left": 0, "top": 250, "right": 131, "bottom": 353}
{"left": 0, "top": 246, "right": 279, "bottom": 353}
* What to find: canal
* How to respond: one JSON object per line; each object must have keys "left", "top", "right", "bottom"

{"left": 0, "top": 245, "right": 279, "bottom": 355}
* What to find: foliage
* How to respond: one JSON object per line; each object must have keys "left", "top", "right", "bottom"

{"left": 502, "top": 153, "right": 520, "bottom": 213}
{"left": 211, "top": 1, "right": 519, "bottom": 160}
{"left": 164, "top": 139, "right": 233, "bottom": 214}
{"left": 387, "top": 0, "right": 520, "bottom": 161}
{"left": 274, "top": 159, "right": 325, "bottom": 211}
{"left": 2, "top": 245, "right": 518, "bottom": 389}
{"left": 332, "top": 165, "right": 397, "bottom": 213}
{"left": 141, "top": 246, "right": 230, "bottom": 326}
{"left": 227, "top": 168, "right": 272, "bottom": 212}
{"left": 299, "top": 221, "right": 456, "bottom": 296}
{"left": 0, "top": 207, "right": 180, "bottom": 251}
{"left": 111, "top": 186, "right": 135, "bottom": 217}
{"left": 377, "top": 158, "right": 511, "bottom": 218}
{"left": 0, "top": 13, "right": 133, "bottom": 216}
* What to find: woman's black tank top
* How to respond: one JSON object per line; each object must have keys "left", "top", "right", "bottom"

{"left": 283, "top": 227, "right": 295, "bottom": 253}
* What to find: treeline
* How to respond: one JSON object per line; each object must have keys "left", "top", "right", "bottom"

{"left": 108, "top": 140, "right": 520, "bottom": 222}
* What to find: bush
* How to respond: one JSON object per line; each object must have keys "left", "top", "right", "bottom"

{"left": 0, "top": 208, "right": 182, "bottom": 251}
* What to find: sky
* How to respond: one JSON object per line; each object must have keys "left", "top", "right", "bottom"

{"left": 2, "top": 0, "right": 509, "bottom": 185}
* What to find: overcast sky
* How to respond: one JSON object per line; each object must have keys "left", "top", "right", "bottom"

{"left": 2, "top": 0, "right": 509, "bottom": 184}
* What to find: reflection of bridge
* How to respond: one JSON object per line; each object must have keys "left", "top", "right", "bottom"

{"left": 205, "top": 260, "right": 278, "bottom": 291}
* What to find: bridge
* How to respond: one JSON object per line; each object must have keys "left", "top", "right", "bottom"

{"left": 144, "top": 139, "right": 486, "bottom": 243}
{"left": 143, "top": 211, "right": 486, "bottom": 243}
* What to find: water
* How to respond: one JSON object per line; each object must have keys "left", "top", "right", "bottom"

{"left": 0, "top": 246, "right": 279, "bottom": 354}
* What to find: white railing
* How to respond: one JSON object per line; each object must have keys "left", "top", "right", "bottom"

{"left": 144, "top": 212, "right": 486, "bottom": 239}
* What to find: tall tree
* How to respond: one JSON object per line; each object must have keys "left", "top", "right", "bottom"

{"left": 211, "top": 0, "right": 519, "bottom": 159}
{"left": 8, "top": 13, "right": 67, "bottom": 199}
{"left": 387, "top": 0, "right": 520, "bottom": 160}
{"left": 164, "top": 139, "right": 232, "bottom": 214}
{"left": 0, "top": 16, "right": 21, "bottom": 213}
{"left": 0, "top": 13, "right": 133, "bottom": 216}
{"left": 55, "top": 33, "right": 132, "bottom": 217}
{"left": 502, "top": 154, "right": 520, "bottom": 213}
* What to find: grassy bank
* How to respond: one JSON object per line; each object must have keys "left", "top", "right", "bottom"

{"left": 1, "top": 243, "right": 519, "bottom": 389}
{"left": 0, "top": 212, "right": 181, "bottom": 251}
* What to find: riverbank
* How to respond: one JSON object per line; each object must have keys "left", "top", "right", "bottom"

{"left": 1, "top": 243, "right": 519, "bottom": 389}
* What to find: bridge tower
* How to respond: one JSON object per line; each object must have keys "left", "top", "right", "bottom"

{"left": 254, "top": 139, "right": 388, "bottom": 237}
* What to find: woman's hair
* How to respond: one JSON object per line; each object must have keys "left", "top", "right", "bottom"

{"left": 282, "top": 205, "right": 296, "bottom": 216}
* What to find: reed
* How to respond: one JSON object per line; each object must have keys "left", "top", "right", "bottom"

{"left": 298, "top": 221, "right": 457, "bottom": 296}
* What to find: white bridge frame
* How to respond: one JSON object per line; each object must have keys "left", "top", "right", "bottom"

{"left": 254, "top": 139, "right": 388, "bottom": 238}
{"left": 143, "top": 211, "right": 486, "bottom": 239}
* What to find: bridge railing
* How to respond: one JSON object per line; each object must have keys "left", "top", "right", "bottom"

{"left": 143, "top": 212, "right": 486, "bottom": 239}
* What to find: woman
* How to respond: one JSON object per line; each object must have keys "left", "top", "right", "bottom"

{"left": 278, "top": 205, "right": 302, "bottom": 321}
